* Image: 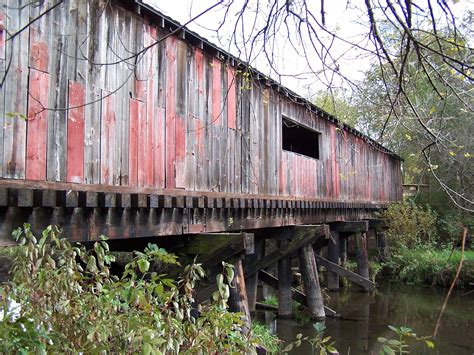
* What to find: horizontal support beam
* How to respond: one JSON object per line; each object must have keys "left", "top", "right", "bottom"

{"left": 250, "top": 225, "right": 328, "bottom": 274}
{"left": 367, "top": 219, "right": 388, "bottom": 230}
{"left": 258, "top": 270, "right": 337, "bottom": 317}
{"left": 0, "top": 205, "right": 381, "bottom": 246}
{"left": 315, "top": 255, "right": 375, "bottom": 291}
{"left": 0, "top": 179, "right": 386, "bottom": 210}
{"left": 183, "top": 233, "right": 253, "bottom": 257}
{"left": 330, "top": 221, "right": 369, "bottom": 233}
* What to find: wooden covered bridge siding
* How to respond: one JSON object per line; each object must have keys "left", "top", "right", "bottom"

{"left": 0, "top": 0, "right": 401, "bottom": 244}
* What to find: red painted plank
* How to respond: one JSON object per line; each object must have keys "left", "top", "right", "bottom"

{"left": 129, "top": 98, "right": 139, "bottom": 187}
{"left": 331, "top": 126, "right": 338, "bottom": 199}
{"left": 165, "top": 36, "right": 177, "bottom": 188}
{"left": 26, "top": 69, "right": 49, "bottom": 180}
{"left": 227, "top": 67, "right": 236, "bottom": 129}
{"left": 136, "top": 97, "right": 147, "bottom": 187}
{"left": 100, "top": 92, "right": 116, "bottom": 185}
{"left": 154, "top": 107, "right": 165, "bottom": 188}
{"left": 175, "top": 116, "right": 186, "bottom": 188}
{"left": 211, "top": 57, "right": 221, "bottom": 125}
{"left": 29, "top": 28, "right": 49, "bottom": 72}
{"left": 146, "top": 34, "right": 155, "bottom": 187}
{"left": 66, "top": 81, "right": 85, "bottom": 183}
{"left": 134, "top": 79, "right": 146, "bottom": 102}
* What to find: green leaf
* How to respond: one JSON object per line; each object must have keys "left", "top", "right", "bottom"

{"left": 383, "top": 345, "right": 396, "bottom": 355}
{"left": 425, "top": 340, "right": 435, "bottom": 348}
{"left": 378, "top": 337, "right": 387, "bottom": 343}
{"left": 138, "top": 259, "right": 150, "bottom": 273}
{"left": 387, "top": 339, "right": 401, "bottom": 346}
{"left": 87, "top": 255, "right": 98, "bottom": 273}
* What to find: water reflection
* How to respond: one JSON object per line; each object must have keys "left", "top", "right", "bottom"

{"left": 256, "top": 283, "right": 474, "bottom": 354}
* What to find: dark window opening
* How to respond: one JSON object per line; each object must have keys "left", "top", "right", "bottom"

{"left": 282, "top": 117, "right": 320, "bottom": 159}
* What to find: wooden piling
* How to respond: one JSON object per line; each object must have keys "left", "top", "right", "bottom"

{"left": 328, "top": 230, "right": 340, "bottom": 291}
{"left": 298, "top": 244, "right": 325, "bottom": 320}
{"left": 376, "top": 230, "right": 388, "bottom": 261}
{"left": 339, "top": 236, "right": 348, "bottom": 264}
{"left": 228, "top": 259, "right": 252, "bottom": 334}
{"left": 277, "top": 239, "right": 292, "bottom": 318}
{"left": 245, "top": 236, "right": 264, "bottom": 313}
{"left": 355, "top": 232, "right": 370, "bottom": 291}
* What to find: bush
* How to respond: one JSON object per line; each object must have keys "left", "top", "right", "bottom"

{"left": 0, "top": 224, "right": 264, "bottom": 353}
{"left": 381, "top": 247, "right": 474, "bottom": 287}
{"left": 380, "top": 201, "right": 438, "bottom": 251}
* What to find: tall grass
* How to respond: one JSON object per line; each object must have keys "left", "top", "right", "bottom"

{"left": 382, "top": 248, "right": 474, "bottom": 287}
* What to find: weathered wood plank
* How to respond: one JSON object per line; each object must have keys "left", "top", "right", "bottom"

{"left": 66, "top": 81, "right": 85, "bottom": 183}
{"left": 100, "top": 91, "right": 116, "bottom": 185}
{"left": 165, "top": 35, "right": 177, "bottom": 188}
{"left": 3, "top": 0, "right": 29, "bottom": 179}
{"left": 26, "top": 69, "right": 49, "bottom": 180}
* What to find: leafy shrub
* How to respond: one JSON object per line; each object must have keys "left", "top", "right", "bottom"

{"left": 251, "top": 322, "right": 282, "bottom": 353}
{"left": 382, "top": 247, "right": 474, "bottom": 287}
{"left": 380, "top": 201, "right": 438, "bottom": 251}
{"left": 0, "top": 224, "right": 263, "bottom": 353}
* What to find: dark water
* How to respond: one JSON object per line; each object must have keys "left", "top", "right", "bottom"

{"left": 256, "top": 284, "right": 474, "bottom": 354}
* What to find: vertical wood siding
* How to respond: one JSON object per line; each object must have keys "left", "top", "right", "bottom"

{"left": 1, "top": 0, "right": 402, "bottom": 203}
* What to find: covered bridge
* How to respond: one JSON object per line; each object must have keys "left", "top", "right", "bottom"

{"left": 0, "top": 0, "right": 402, "bottom": 321}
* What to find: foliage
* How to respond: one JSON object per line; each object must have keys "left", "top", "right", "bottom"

{"left": 251, "top": 322, "right": 282, "bottom": 353}
{"left": 262, "top": 294, "right": 278, "bottom": 307}
{"left": 377, "top": 325, "right": 434, "bottom": 354}
{"left": 382, "top": 247, "right": 474, "bottom": 288}
{"left": 0, "top": 224, "right": 263, "bottom": 353}
{"left": 351, "top": 18, "right": 474, "bottom": 213}
{"left": 380, "top": 201, "right": 438, "bottom": 251}
{"left": 283, "top": 322, "right": 337, "bottom": 354}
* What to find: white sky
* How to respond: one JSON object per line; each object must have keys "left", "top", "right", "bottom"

{"left": 144, "top": 0, "right": 472, "bottom": 97}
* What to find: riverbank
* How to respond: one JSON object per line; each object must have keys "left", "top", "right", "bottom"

{"left": 379, "top": 248, "right": 474, "bottom": 288}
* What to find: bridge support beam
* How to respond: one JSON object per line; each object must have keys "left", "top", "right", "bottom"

{"left": 245, "top": 236, "right": 264, "bottom": 313}
{"left": 356, "top": 232, "right": 370, "bottom": 292}
{"left": 327, "top": 230, "right": 340, "bottom": 291}
{"left": 228, "top": 259, "right": 251, "bottom": 334}
{"left": 277, "top": 239, "right": 293, "bottom": 318}
{"left": 298, "top": 244, "right": 325, "bottom": 320}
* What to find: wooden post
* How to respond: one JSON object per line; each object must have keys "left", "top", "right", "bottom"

{"left": 245, "top": 236, "right": 265, "bottom": 313}
{"left": 376, "top": 229, "right": 388, "bottom": 261}
{"left": 298, "top": 245, "right": 325, "bottom": 320}
{"left": 328, "top": 230, "right": 340, "bottom": 291}
{"left": 340, "top": 236, "right": 348, "bottom": 264}
{"left": 228, "top": 259, "right": 252, "bottom": 334}
{"left": 355, "top": 233, "right": 370, "bottom": 291}
{"left": 277, "top": 239, "right": 292, "bottom": 318}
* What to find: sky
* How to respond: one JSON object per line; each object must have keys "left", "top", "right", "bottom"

{"left": 143, "top": 0, "right": 472, "bottom": 98}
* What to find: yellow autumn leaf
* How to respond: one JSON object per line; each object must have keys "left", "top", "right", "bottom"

{"left": 449, "top": 151, "right": 456, "bottom": 157}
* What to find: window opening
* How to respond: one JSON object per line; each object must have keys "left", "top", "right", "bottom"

{"left": 282, "top": 117, "right": 320, "bottom": 159}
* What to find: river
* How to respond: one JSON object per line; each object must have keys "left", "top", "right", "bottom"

{"left": 256, "top": 283, "right": 474, "bottom": 354}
